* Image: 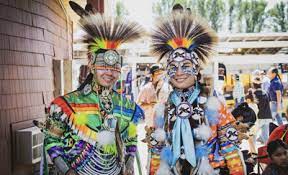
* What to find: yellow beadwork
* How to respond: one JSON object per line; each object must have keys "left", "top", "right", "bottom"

{"left": 128, "top": 123, "right": 137, "bottom": 138}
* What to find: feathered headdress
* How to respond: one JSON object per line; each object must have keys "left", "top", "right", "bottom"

{"left": 79, "top": 14, "right": 143, "bottom": 53}
{"left": 78, "top": 14, "right": 143, "bottom": 69}
{"left": 151, "top": 12, "right": 218, "bottom": 64}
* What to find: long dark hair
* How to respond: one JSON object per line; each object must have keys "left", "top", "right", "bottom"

{"left": 271, "top": 67, "right": 283, "bottom": 86}
{"left": 231, "top": 102, "right": 257, "bottom": 124}
{"left": 245, "top": 89, "right": 257, "bottom": 104}
{"left": 77, "top": 73, "right": 93, "bottom": 91}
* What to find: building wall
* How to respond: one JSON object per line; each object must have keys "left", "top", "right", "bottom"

{"left": 0, "top": 0, "right": 72, "bottom": 174}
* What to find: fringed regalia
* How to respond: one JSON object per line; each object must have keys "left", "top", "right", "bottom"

{"left": 36, "top": 2, "right": 145, "bottom": 174}
{"left": 150, "top": 12, "right": 245, "bottom": 175}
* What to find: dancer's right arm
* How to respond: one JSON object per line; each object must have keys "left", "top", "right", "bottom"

{"left": 43, "top": 97, "right": 75, "bottom": 175}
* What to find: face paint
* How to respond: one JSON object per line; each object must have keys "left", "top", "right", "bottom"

{"left": 168, "top": 48, "right": 187, "bottom": 62}
{"left": 167, "top": 60, "right": 198, "bottom": 77}
{"left": 167, "top": 48, "right": 199, "bottom": 78}
{"left": 168, "top": 48, "right": 199, "bottom": 63}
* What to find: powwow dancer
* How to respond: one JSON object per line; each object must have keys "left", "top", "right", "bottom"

{"left": 36, "top": 2, "right": 144, "bottom": 175}
{"left": 150, "top": 11, "right": 245, "bottom": 175}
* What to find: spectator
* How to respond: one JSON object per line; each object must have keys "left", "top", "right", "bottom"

{"left": 136, "top": 64, "right": 165, "bottom": 126}
{"left": 245, "top": 89, "right": 259, "bottom": 116}
{"left": 268, "top": 67, "right": 284, "bottom": 125}
{"left": 213, "top": 63, "right": 227, "bottom": 104}
{"left": 233, "top": 74, "right": 245, "bottom": 107}
{"left": 231, "top": 102, "right": 257, "bottom": 151}
{"left": 262, "top": 139, "right": 288, "bottom": 175}
{"left": 261, "top": 70, "right": 271, "bottom": 94}
{"left": 232, "top": 102, "right": 257, "bottom": 125}
{"left": 252, "top": 73, "right": 273, "bottom": 144}
{"left": 139, "top": 67, "right": 151, "bottom": 91}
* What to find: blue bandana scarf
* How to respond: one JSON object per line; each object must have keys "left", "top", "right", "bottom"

{"left": 170, "top": 86, "right": 200, "bottom": 167}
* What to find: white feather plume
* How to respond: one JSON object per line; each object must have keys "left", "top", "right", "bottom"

{"left": 206, "top": 96, "right": 221, "bottom": 111}
{"left": 197, "top": 157, "right": 219, "bottom": 175}
{"left": 96, "top": 130, "right": 115, "bottom": 146}
{"left": 197, "top": 124, "right": 212, "bottom": 141}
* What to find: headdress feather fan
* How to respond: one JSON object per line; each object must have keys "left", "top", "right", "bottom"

{"left": 79, "top": 14, "right": 144, "bottom": 53}
{"left": 151, "top": 12, "right": 218, "bottom": 63}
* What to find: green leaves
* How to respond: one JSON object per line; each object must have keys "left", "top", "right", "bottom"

{"left": 152, "top": 0, "right": 175, "bottom": 17}
{"left": 152, "top": 0, "right": 226, "bottom": 32}
{"left": 152, "top": 0, "right": 288, "bottom": 33}
{"left": 206, "top": 0, "right": 226, "bottom": 32}
{"left": 268, "top": 1, "right": 288, "bottom": 32}
{"left": 116, "top": 1, "right": 129, "bottom": 18}
{"left": 239, "top": 0, "right": 267, "bottom": 33}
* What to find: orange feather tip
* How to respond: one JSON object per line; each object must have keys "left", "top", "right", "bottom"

{"left": 167, "top": 38, "right": 193, "bottom": 49}
{"left": 105, "top": 40, "right": 120, "bottom": 49}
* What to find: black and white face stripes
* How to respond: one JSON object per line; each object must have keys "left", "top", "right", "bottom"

{"left": 167, "top": 48, "right": 199, "bottom": 78}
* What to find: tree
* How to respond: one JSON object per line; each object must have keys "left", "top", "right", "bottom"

{"left": 228, "top": 0, "right": 236, "bottom": 31}
{"left": 152, "top": 0, "right": 175, "bottom": 17}
{"left": 206, "top": 0, "right": 226, "bottom": 32}
{"left": 152, "top": 0, "right": 200, "bottom": 17}
{"left": 196, "top": 0, "right": 207, "bottom": 18}
{"left": 152, "top": 0, "right": 225, "bottom": 32}
{"left": 238, "top": 0, "right": 267, "bottom": 33}
{"left": 235, "top": 0, "right": 244, "bottom": 32}
{"left": 268, "top": 1, "right": 288, "bottom": 32}
{"left": 115, "top": 0, "right": 128, "bottom": 18}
